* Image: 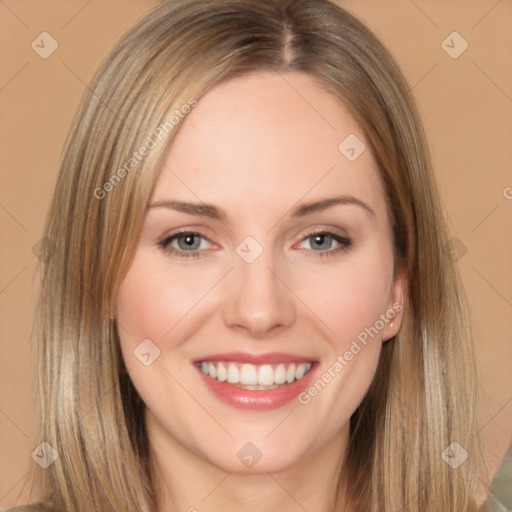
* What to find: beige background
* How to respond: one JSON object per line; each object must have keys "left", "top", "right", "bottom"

{"left": 1, "top": 0, "right": 511, "bottom": 507}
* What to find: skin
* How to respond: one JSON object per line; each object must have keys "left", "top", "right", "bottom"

{"left": 115, "top": 71, "right": 405, "bottom": 512}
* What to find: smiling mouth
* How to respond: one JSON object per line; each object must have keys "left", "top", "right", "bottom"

{"left": 195, "top": 361, "right": 314, "bottom": 390}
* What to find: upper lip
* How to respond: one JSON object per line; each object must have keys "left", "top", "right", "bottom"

{"left": 192, "top": 352, "right": 318, "bottom": 365}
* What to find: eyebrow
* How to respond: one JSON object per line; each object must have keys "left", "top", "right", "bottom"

{"left": 148, "top": 195, "right": 375, "bottom": 220}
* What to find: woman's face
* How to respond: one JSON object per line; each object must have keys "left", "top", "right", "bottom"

{"left": 116, "top": 71, "right": 404, "bottom": 474}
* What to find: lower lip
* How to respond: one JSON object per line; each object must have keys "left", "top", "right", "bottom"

{"left": 195, "top": 364, "right": 317, "bottom": 410}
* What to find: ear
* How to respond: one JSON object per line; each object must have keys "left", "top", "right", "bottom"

{"left": 382, "top": 267, "right": 406, "bottom": 342}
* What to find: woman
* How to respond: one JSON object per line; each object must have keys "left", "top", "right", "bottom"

{"left": 11, "top": 0, "right": 489, "bottom": 510}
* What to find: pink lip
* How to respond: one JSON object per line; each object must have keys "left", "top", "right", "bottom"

{"left": 192, "top": 351, "right": 317, "bottom": 365}
{"left": 192, "top": 353, "right": 318, "bottom": 411}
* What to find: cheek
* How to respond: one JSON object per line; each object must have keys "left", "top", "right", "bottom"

{"left": 293, "top": 248, "right": 394, "bottom": 426}
{"left": 116, "top": 249, "right": 213, "bottom": 348}
{"left": 297, "top": 245, "right": 395, "bottom": 351}
{"left": 115, "top": 252, "right": 204, "bottom": 432}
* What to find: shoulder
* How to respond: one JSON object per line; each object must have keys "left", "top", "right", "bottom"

{"left": 481, "top": 441, "right": 512, "bottom": 512}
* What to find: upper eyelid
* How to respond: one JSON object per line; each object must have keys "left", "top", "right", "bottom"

{"left": 161, "top": 230, "right": 214, "bottom": 244}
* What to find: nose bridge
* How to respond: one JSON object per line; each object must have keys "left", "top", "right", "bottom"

{"left": 222, "top": 238, "right": 296, "bottom": 337}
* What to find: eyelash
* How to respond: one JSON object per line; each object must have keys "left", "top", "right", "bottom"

{"left": 158, "top": 229, "right": 352, "bottom": 259}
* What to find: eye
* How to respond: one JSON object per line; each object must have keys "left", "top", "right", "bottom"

{"left": 158, "top": 229, "right": 352, "bottom": 260}
{"left": 295, "top": 230, "right": 352, "bottom": 258}
{"left": 158, "top": 231, "right": 213, "bottom": 259}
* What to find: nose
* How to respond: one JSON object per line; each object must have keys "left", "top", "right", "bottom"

{"left": 222, "top": 249, "right": 297, "bottom": 339}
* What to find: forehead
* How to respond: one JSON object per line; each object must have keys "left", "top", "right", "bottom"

{"left": 150, "top": 71, "right": 386, "bottom": 224}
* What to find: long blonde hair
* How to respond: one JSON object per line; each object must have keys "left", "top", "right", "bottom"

{"left": 30, "top": 0, "right": 486, "bottom": 510}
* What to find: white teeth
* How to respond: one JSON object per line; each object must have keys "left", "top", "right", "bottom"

{"left": 286, "top": 363, "right": 296, "bottom": 383}
{"left": 274, "top": 364, "right": 287, "bottom": 384}
{"left": 239, "top": 364, "right": 258, "bottom": 385}
{"left": 199, "top": 361, "right": 314, "bottom": 386}
{"left": 295, "top": 363, "right": 306, "bottom": 380}
{"left": 227, "top": 363, "right": 239, "bottom": 383}
{"left": 216, "top": 362, "right": 227, "bottom": 382}
{"left": 257, "top": 365, "right": 274, "bottom": 386}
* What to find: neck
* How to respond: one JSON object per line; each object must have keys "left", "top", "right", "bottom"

{"left": 147, "top": 412, "right": 352, "bottom": 512}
